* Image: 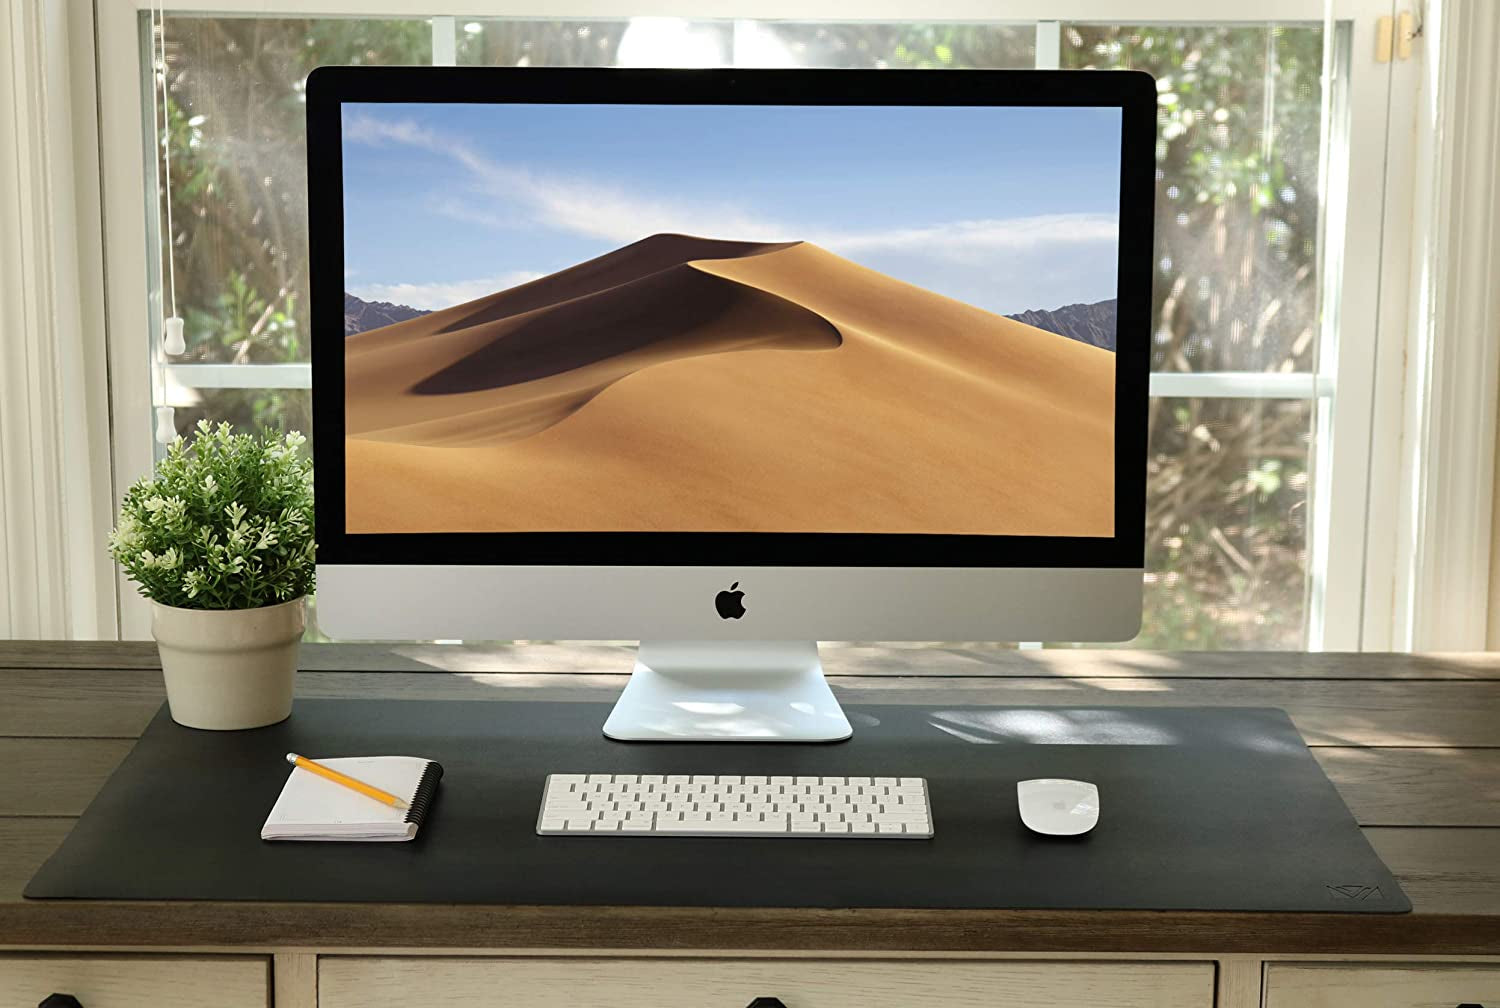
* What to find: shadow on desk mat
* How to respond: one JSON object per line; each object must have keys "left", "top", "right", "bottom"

{"left": 25, "top": 700, "right": 1410, "bottom": 912}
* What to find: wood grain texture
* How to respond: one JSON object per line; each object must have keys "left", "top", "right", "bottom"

{"left": 1, "top": 892, "right": 1497, "bottom": 955}
{"left": 0, "top": 954, "right": 270, "bottom": 1007}
{"left": 4, "top": 641, "right": 1500, "bottom": 679}
{"left": 273, "top": 952, "right": 317, "bottom": 1008}
{"left": 6, "top": 669, "right": 1500, "bottom": 746}
{"left": 1313, "top": 748, "right": 1500, "bottom": 826}
{"left": 1263, "top": 963, "right": 1500, "bottom": 1006}
{"left": 1367, "top": 827, "right": 1500, "bottom": 915}
{"left": 0, "top": 817, "right": 70, "bottom": 905}
{"left": 317, "top": 957, "right": 1216, "bottom": 1008}
{"left": 0, "top": 739, "right": 132, "bottom": 815}
{"left": 0, "top": 669, "right": 164, "bottom": 737}
{"left": 1216, "top": 957, "right": 1264, "bottom": 1008}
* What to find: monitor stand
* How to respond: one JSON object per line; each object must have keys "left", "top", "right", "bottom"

{"left": 602, "top": 641, "right": 853, "bottom": 742}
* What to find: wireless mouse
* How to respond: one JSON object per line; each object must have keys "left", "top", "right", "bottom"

{"left": 1017, "top": 778, "right": 1099, "bottom": 836}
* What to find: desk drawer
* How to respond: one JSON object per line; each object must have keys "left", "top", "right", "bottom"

{"left": 1266, "top": 964, "right": 1500, "bottom": 1008}
{"left": 0, "top": 955, "right": 269, "bottom": 1008}
{"left": 320, "top": 957, "right": 1214, "bottom": 1008}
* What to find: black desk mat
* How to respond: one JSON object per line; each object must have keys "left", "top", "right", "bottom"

{"left": 26, "top": 700, "right": 1409, "bottom": 912}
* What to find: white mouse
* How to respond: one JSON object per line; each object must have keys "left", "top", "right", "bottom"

{"left": 1017, "top": 778, "right": 1099, "bottom": 836}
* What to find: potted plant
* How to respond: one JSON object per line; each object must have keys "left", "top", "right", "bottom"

{"left": 109, "top": 421, "right": 315, "bottom": 730}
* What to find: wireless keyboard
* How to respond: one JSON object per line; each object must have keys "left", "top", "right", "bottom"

{"left": 536, "top": 773, "right": 933, "bottom": 838}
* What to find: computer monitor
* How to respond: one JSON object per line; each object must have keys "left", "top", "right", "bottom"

{"left": 308, "top": 67, "right": 1154, "bottom": 742}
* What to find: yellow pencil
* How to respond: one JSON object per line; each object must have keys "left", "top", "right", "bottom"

{"left": 285, "top": 753, "right": 409, "bottom": 811}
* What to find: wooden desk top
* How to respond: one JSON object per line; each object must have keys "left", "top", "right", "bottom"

{"left": 2, "top": 642, "right": 1497, "bottom": 954}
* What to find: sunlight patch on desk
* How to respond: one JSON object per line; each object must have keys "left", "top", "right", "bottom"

{"left": 928, "top": 708, "right": 1181, "bottom": 745}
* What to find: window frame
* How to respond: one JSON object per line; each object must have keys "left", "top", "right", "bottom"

{"left": 93, "top": 0, "right": 1411, "bottom": 648}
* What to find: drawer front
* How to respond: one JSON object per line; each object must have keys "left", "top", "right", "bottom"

{"left": 321, "top": 957, "right": 1215, "bottom": 1008}
{"left": 1266, "top": 964, "right": 1500, "bottom": 1008}
{"left": 0, "top": 955, "right": 269, "bottom": 1008}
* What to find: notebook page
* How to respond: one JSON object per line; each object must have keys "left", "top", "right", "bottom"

{"left": 264, "top": 756, "right": 428, "bottom": 830}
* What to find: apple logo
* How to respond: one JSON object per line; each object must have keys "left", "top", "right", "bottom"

{"left": 715, "top": 581, "right": 747, "bottom": 619}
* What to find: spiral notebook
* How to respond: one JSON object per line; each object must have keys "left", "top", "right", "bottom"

{"left": 261, "top": 756, "right": 443, "bottom": 842}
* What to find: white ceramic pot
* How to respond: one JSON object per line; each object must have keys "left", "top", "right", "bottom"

{"left": 151, "top": 597, "right": 306, "bottom": 730}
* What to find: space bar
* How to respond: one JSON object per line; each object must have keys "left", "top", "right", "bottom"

{"left": 656, "top": 815, "right": 790, "bottom": 833}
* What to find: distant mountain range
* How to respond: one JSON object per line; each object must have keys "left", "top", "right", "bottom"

{"left": 344, "top": 292, "right": 1118, "bottom": 351}
{"left": 1005, "top": 299, "right": 1117, "bottom": 351}
{"left": 344, "top": 293, "right": 429, "bottom": 336}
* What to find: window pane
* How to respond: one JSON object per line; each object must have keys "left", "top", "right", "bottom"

{"left": 730, "top": 22, "right": 1035, "bottom": 69}
{"left": 1136, "top": 396, "right": 1312, "bottom": 649}
{"left": 456, "top": 20, "right": 629, "bottom": 66}
{"left": 457, "top": 19, "right": 1034, "bottom": 70}
{"left": 151, "top": 16, "right": 432, "bottom": 374}
{"left": 1061, "top": 24, "right": 1328, "bottom": 375}
{"left": 168, "top": 387, "right": 312, "bottom": 449}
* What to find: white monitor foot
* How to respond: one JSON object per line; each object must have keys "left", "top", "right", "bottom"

{"left": 602, "top": 641, "right": 853, "bottom": 742}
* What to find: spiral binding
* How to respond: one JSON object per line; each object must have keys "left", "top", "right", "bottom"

{"left": 403, "top": 761, "right": 444, "bottom": 825}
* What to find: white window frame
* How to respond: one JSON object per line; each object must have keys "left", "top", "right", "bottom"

{"left": 90, "top": 0, "right": 1414, "bottom": 648}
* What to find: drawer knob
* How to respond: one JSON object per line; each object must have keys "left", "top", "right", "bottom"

{"left": 747, "top": 1000, "right": 787, "bottom": 1008}
{"left": 40, "top": 996, "right": 85, "bottom": 1008}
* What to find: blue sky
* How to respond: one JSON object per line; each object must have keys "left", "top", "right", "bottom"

{"left": 342, "top": 102, "right": 1121, "bottom": 316}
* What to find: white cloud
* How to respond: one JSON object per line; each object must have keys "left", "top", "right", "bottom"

{"left": 343, "top": 114, "right": 442, "bottom": 149}
{"left": 816, "top": 213, "right": 1118, "bottom": 264}
{"left": 346, "top": 111, "right": 794, "bottom": 244}
{"left": 349, "top": 271, "right": 542, "bottom": 311}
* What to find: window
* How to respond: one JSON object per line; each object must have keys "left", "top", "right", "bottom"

{"left": 125, "top": 6, "right": 1385, "bottom": 650}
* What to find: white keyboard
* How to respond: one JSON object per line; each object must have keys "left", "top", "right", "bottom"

{"left": 536, "top": 773, "right": 933, "bottom": 838}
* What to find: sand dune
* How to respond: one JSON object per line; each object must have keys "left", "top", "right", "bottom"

{"left": 344, "top": 233, "right": 1115, "bottom": 536}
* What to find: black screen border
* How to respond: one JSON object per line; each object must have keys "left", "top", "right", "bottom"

{"left": 308, "top": 66, "right": 1155, "bottom": 569}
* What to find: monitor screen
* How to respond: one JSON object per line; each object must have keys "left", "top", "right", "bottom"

{"left": 338, "top": 100, "right": 1122, "bottom": 539}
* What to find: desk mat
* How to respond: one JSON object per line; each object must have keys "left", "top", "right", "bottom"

{"left": 26, "top": 700, "right": 1409, "bottom": 912}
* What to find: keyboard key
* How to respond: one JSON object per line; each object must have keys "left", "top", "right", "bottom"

{"left": 657, "top": 815, "right": 790, "bottom": 834}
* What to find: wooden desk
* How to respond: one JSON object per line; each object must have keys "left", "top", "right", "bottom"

{"left": 2, "top": 642, "right": 1497, "bottom": 1008}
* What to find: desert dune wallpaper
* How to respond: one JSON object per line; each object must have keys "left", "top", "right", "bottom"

{"left": 340, "top": 103, "right": 1122, "bottom": 536}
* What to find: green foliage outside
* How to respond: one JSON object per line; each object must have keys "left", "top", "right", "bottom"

{"left": 156, "top": 19, "right": 433, "bottom": 441}
{"left": 111, "top": 422, "right": 316, "bottom": 610}
{"left": 155, "top": 17, "right": 1323, "bottom": 648}
{"left": 1058, "top": 25, "right": 1321, "bottom": 648}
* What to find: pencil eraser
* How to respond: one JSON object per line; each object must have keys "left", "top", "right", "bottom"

{"left": 285, "top": 753, "right": 299, "bottom": 764}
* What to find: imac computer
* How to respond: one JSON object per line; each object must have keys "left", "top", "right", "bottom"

{"left": 308, "top": 67, "right": 1154, "bottom": 744}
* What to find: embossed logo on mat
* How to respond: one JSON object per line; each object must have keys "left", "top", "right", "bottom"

{"left": 1326, "top": 884, "right": 1382, "bottom": 900}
